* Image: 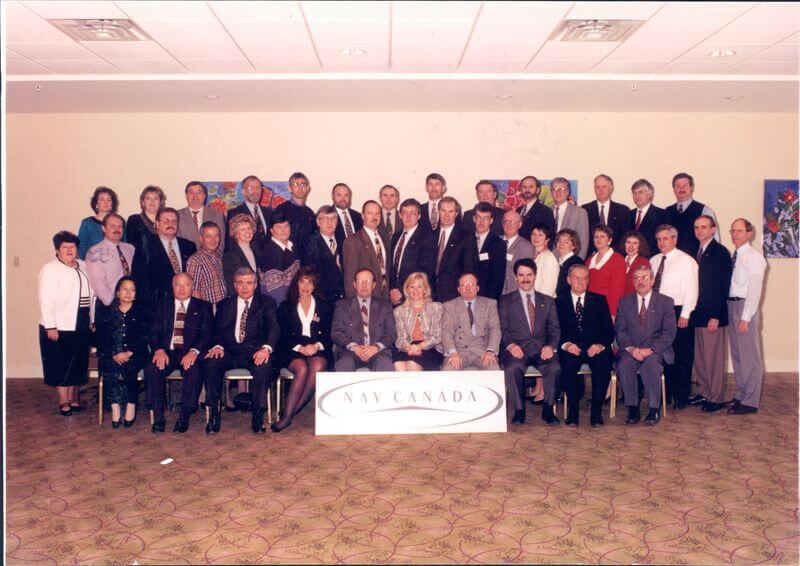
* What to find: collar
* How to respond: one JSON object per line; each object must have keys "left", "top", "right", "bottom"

{"left": 597, "top": 199, "right": 610, "bottom": 207}
{"left": 271, "top": 237, "right": 294, "bottom": 251}
{"left": 735, "top": 242, "right": 752, "bottom": 254}
{"left": 159, "top": 235, "right": 176, "bottom": 246}
{"left": 174, "top": 297, "right": 191, "bottom": 309}
{"left": 400, "top": 225, "right": 417, "bottom": 239}
{"left": 676, "top": 198, "right": 694, "bottom": 208}
{"left": 638, "top": 291, "right": 653, "bottom": 305}
{"left": 505, "top": 234, "right": 518, "bottom": 246}
{"left": 555, "top": 201, "right": 568, "bottom": 211}
{"left": 363, "top": 226, "right": 381, "bottom": 240}
{"left": 571, "top": 291, "right": 585, "bottom": 304}
{"left": 663, "top": 248, "right": 679, "bottom": 259}
{"left": 636, "top": 203, "right": 652, "bottom": 215}
{"left": 518, "top": 288, "right": 535, "bottom": 301}
{"left": 238, "top": 295, "right": 254, "bottom": 306}
{"left": 559, "top": 251, "right": 574, "bottom": 265}
{"left": 189, "top": 206, "right": 203, "bottom": 213}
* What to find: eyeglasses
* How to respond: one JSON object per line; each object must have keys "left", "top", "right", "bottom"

{"left": 502, "top": 220, "right": 519, "bottom": 225}
{"left": 632, "top": 275, "right": 652, "bottom": 281}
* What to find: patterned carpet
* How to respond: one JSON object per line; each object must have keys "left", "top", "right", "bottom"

{"left": 5, "top": 375, "right": 799, "bottom": 565}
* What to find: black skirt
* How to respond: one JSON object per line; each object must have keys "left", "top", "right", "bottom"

{"left": 39, "top": 306, "right": 91, "bottom": 387}
{"left": 394, "top": 341, "right": 443, "bottom": 371}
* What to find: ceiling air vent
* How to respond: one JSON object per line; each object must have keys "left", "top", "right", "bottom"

{"left": 549, "top": 19, "right": 644, "bottom": 43}
{"left": 48, "top": 19, "right": 151, "bottom": 42}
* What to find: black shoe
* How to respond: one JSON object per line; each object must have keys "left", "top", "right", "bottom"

{"left": 270, "top": 419, "right": 293, "bottom": 433}
{"left": 541, "top": 404, "right": 559, "bottom": 425}
{"left": 173, "top": 417, "right": 189, "bottom": 433}
{"left": 626, "top": 407, "right": 640, "bottom": 424}
{"left": 224, "top": 404, "right": 239, "bottom": 413}
{"left": 151, "top": 420, "right": 166, "bottom": 433}
{"left": 645, "top": 408, "right": 660, "bottom": 425}
{"left": 511, "top": 409, "right": 526, "bottom": 424}
{"left": 673, "top": 400, "right": 688, "bottom": 410}
{"left": 206, "top": 410, "right": 221, "bottom": 435}
{"left": 564, "top": 417, "right": 579, "bottom": 427}
{"left": 123, "top": 416, "right": 136, "bottom": 428}
{"left": 591, "top": 415, "right": 604, "bottom": 427}
{"left": 111, "top": 419, "right": 122, "bottom": 429}
{"left": 688, "top": 395, "right": 706, "bottom": 406}
{"left": 727, "top": 398, "right": 742, "bottom": 408}
{"left": 252, "top": 409, "right": 266, "bottom": 433}
{"left": 59, "top": 403, "right": 73, "bottom": 417}
{"left": 69, "top": 404, "right": 87, "bottom": 413}
{"left": 702, "top": 401, "right": 724, "bottom": 413}
{"left": 728, "top": 403, "right": 758, "bottom": 415}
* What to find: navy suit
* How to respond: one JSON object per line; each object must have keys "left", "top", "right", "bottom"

{"left": 517, "top": 200, "right": 555, "bottom": 242}
{"left": 432, "top": 223, "right": 478, "bottom": 302}
{"left": 631, "top": 205, "right": 669, "bottom": 260}
{"left": 303, "top": 232, "right": 345, "bottom": 303}
{"left": 132, "top": 233, "right": 196, "bottom": 309}
{"left": 462, "top": 205, "right": 505, "bottom": 236}
{"left": 333, "top": 208, "right": 363, "bottom": 248}
{"left": 475, "top": 232, "right": 506, "bottom": 301}
{"left": 389, "top": 227, "right": 437, "bottom": 295}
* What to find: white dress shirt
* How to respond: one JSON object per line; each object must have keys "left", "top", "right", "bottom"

{"left": 395, "top": 225, "right": 417, "bottom": 269}
{"left": 553, "top": 202, "right": 568, "bottom": 231}
{"left": 362, "top": 227, "right": 387, "bottom": 275}
{"left": 560, "top": 291, "right": 586, "bottom": 350}
{"left": 336, "top": 208, "right": 355, "bottom": 235}
{"left": 438, "top": 224, "right": 454, "bottom": 247}
{"left": 649, "top": 248, "right": 698, "bottom": 319}
{"left": 728, "top": 243, "right": 767, "bottom": 322}
{"left": 517, "top": 288, "right": 536, "bottom": 331}
{"left": 476, "top": 231, "right": 488, "bottom": 253}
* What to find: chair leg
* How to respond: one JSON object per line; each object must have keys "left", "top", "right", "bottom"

{"left": 150, "top": 410, "right": 155, "bottom": 425}
{"left": 562, "top": 392, "right": 568, "bottom": 418}
{"left": 267, "top": 387, "right": 273, "bottom": 424}
{"left": 661, "top": 374, "right": 667, "bottom": 417}
{"left": 205, "top": 405, "right": 210, "bottom": 424}
{"left": 610, "top": 374, "right": 617, "bottom": 419}
{"left": 98, "top": 375, "right": 104, "bottom": 426}
{"left": 276, "top": 378, "right": 282, "bottom": 418}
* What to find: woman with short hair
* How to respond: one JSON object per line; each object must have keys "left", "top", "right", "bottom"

{"left": 622, "top": 231, "right": 651, "bottom": 295}
{"left": 585, "top": 225, "right": 626, "bottom": 318}
{"left": 78, "top": 186, "right": 120, "bottom": 259}
{"left": 126, "top": 185, "right": 165, "bottom": 249}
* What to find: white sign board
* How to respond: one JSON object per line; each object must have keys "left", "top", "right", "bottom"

{"left": 315, "top": 371, "right": 507, "bottom": 435}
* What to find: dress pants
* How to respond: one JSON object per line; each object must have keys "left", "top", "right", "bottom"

{"left": 442, "top": 349, "right": 500, "bottom": 371}
{"left": 558, "top": 349, "right": 612, "bottom": 420}
{"left": 618, "top": 351, "right": 665, "bottom": 409}
{"left": 728, "top": 301, "right": 763, "bottom": 408}
{"left": 334, "top": 349, "right": 394, "bottom": 371}
{"left": 144, "top": 349, "right": 203, "bottom": 422}
{"left": 693, "top": 326, "right": 727, "bottom": 403}
{"left": 203, "top": 347, "right": 273, "bottom": 411}
{"left": 665, "top": 306, "right": 695, "bottom": 405}
{"left": 500, "top": 351, "right": 561, "bottom": 411}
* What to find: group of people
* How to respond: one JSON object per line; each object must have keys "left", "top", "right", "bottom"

{"left": 38, "top": 170, "right": 767, "bottom": 433}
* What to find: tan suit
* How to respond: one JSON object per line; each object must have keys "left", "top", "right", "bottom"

{"left": 441, "top": 296, "right": 501, "bottom": 370}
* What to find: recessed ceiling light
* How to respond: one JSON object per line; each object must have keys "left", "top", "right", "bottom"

{"left": 709, "top": 49, "right": 737, "bottom": 58}
{"left": 339, "top": 48, "right": 366, "bottom": 56}
{"left": 496, "top": 94, "right": 513, "bottom": 101}
{"left": 725, "top": 95, "right": 744, "bottom": 101}
{"left": 204, "top": 95, "right": 221, "bottom": 100}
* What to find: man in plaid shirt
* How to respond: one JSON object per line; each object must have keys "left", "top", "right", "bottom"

{"left": 187, "top": 222, "right": 227, "bottom": 308}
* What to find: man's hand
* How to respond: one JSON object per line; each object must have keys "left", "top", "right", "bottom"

{"left": 253, "top": 348, "right": 270, "bottom": 366}
{"left": 356, "top": 344, "right": 379, "bottom": 362}
{"left": 205, "top": 346, "right": 224, "bottom": 359}
{"left": 540, "top": 345, "right": 555, "bottom": 360}
{"left": 113, "top": 351, "right": 132, "bottom": 365}
{"left": 480, "top": 351, "right": 496, "bottom": 368}
{"left": 181, "top": 350, "right": 199, "bottom": 371}
{"left": 677, "top": 317, "right": 690, "bottom": 329}
{"left": 47, "top": 329, "right": 59, "bottom": 341}
{"left": 389, "top": 289, "right": 403, "bottom": 305}
{"left": 707, "top": 318, "right": 719, "bottom": 333}
{"left": 447, "top": 352, "right": 462, "bottom": 369}
{"left": 564, "top": 343, "right": 581, "bottom": 356}
{"left": 507, "top": 344, "right": 524, "bottom": 359}
{"left": 738, "top": 320, "right": 749, "bottom": 333}
{"left": 586, "top": 344, "right": 604, "bottom": 357}
{"left": 152, "top": 349, "right": 169, "bottom": 370}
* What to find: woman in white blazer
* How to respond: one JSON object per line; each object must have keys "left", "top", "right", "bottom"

{"left": 39, "top": 231, "right": 95, "bottom": 416}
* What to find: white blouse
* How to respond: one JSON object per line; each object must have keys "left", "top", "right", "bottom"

{"left": 38, "top": 258, "right": 96, "bottom": 330}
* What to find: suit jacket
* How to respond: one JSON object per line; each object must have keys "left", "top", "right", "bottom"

{"left": 343, "top": 229, "right": 390, "bottom": 298}
{"left": 582, "top": 200, "right": 631, "bottom": 255}
{"left": 132, "top": 233, "right": 196, "bottom": 306}
{"left": 554, "top": 204, "right": 589, "bottom": 259}
{"left": 334, "top": 208, "right": 364, "bottom": 247}
{"left": 499, "top": 290, "right": 560, "bottom": 357}
{"left": 149, "top": 296, "right": 213, "bottom": 354}
{"left": 691, "top": 239, "right": 732, "bottom": 327}
{"left": 331, "top": 295, "right": 397, "bottom": 355}
{"left": 378, "top": 208, "right": 402, "bottom": 243}
{"left": 432, "top": 223, "right": 478, "bottom": 302}
{"left": 462, "top": 206, "right": 505, "bottom": 236}
{"left": 213, "top": 292, "right": 279, "bottom": 355}
{"left": 502, "top": 236, "right": 535, "bottom": 295}
{"left": 441, "top": 296, "right": 501, "bottom": 356}
{"left": 177, "top": 206, "right": 227, "bottom": 252}
{"left": 555, "top": 291, "right": 614, "bottom": 351}
{"left": 302, "top": 232, "right": 345, "bottom": 303}
{"left": 615, "top": 292, "right": 676, "bottom": 364}
{"left": 222, "top": 242, "right": 263, "bottom": 297}
{"left": 475, "top": 232, "right": 507, "bottom": 301}
{"left": 277, "top": 298, "right": 333, "bottom": 357}
{"left": 226, "top": 202, "right": 272, "bottom": 252}
{"left": 517, "top": 200, "right": 555, "bottom": 242}
{"left": 630, "top": 205, "right": 669, "bottom": 258}
{"left": 389, "top": 226, "right": 437, "bottom": 293}
{"left": 556, "top": 254, "right": 585, "bottom": 299}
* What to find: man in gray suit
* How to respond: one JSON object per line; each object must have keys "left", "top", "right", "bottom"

{"left": 177, "top": 181, "right": 226, "bottom": 252}
{"left": 331, "top": 268, "right": 396, "bottom": 371}
{"left": 550, "top": 177, "right": 589, "bottom": 259}
{"left": 499, "top": 258, "right": 561, "bottom": 425}
{"left": 501, "top": 210, "right": 535, "bottom": 295}
{"left": 615, "top": 264, "right": 677, "bottom": 425}
{"left": 442, "top": 273, "right": 501, "bottom": 370}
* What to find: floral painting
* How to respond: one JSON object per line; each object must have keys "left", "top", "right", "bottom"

{"left": 203, "top": 180, "right": 290, "bottom": 214}
{"left": 763, "top": 179, "right": 798, "bottom": 259}
{"left": 490, "top": 179, "right": 579, "bottom": 211}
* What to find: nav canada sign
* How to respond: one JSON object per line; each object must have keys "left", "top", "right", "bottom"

{"left": 315, "top": 371, "right": 507, "bottom": 435}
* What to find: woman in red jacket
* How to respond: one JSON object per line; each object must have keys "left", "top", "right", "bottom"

{"left": 622, "top": 231, "right": 651, "bottom": 295}
{"left": 585, "top": 225, "right": 626, "bottom": 319}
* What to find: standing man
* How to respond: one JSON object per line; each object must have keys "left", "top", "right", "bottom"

{"left": 144, "top": 273, "right": 213, "bottom": 433}
{"left": 303, "top": 205, "right": 345, "bottom": 303}
{"left": 442, "top": 273, "right": 501, "bottom": 371}
{"left": 517, "top": 175, "right": 555, "bottom": 241}
{"left": 227, "top": 174, "right": 272, "bottom": 252}
{"left": 331, "top": 182, "right": 363, "bottom": 247}
{"left": 85, "top": 213, "right": 135, "bottom": 308}
{"left": 689, "top": 215, "right": 732, "bottom": 413}
{"left": 499, "top": 258, "right": 561, "bottom": 425}
{"left": 419, "top": 172, "right": 447, "bottom": 232}
{"left": 582, "top": 174, "right": 630, "bottom": 255}
{"left": 203, "top": 267, "right": 279, "bottom": 434}
{"left": 186, "top": 222, "right": 227, "bottom": 307}
{"left": 473, "top": 202, "right": 507, "bottom": 301}
{"left": 550, "top": 177, "right": 589, "bottom": 259}
{"left": 630, "top": 178, "right": 669, "bottom": 258}
{"left": 727, "top": 218, "right": 767, "bottom": 415}
{"left": 378, "top": 184, "right": 402, "bottom": 243}
{"left": 178, "top": 181, "right": 226, "bottom": 252}
{"left": 343, "top": 200, "right": 391, "bottom": 299}
{"left": 432, "top": 197, "right": 478, "bottom": 302}
{"left": 649, "top": 224, "right": 699, "bottom": 409}
{"left": 462, "top": 180, "right": 505, "bottom": 236}
{"left": 274, "top": 172, "right": 316, "bottom": 257}
{"left": 501, "top": 210, "right": 535, "bottom": 295}
{"left": 389, "top": 198, "right": 437, "bottom": 305}
{"left": 666, "top": 172, "right": 720, "bottom": 257}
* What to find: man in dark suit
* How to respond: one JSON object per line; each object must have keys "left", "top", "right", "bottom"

{"left": 389, "top": 198, "right": 437, "bottom": 306}
{"left": 332, "top": 182, "right": 363, "bottom": 247}
{"left": 226, "top": 174, "right": 272, "bottom": 252}
{"left": 499, "top": 258, "right": 561, "bottom": 425}
{"left": 555, "top": 264, "right": 614, "bottom": 427}
{"left": 203, "top": 267, "right": 279, "bottom": 434}
{"left": 433, "top": 196, "right": 478, "bottom": 302}
{"left": 615, "top": 264, "right": 677, "bottom": 425}
{"left": 630, "top": 178, "right": 669, "bottom": 257}
{"left": 331, "top": 268, "right": 396, "bottom": 371}
{"left": 177, "top": 181, "right": 227, "bottom": 253}
{"left": 132, "top": 207, "right": 196, "bottom": 309}
{"left": 378, "top": 184, "right": 402, "bottom": 243}
{"left": 343, "top": 200, "right": 391, "bottom": 299}
{"left": 666, "top": 172, "right": 720, "bottom": 258}
{"left": 274, "top": 172, "right": 316, "bottom": 258}
{"left": 516, "top": 175, "right": 555, "bottom": 242}
{"left": 689, "top": 215, "right": 732, "bottom": 413}
{"left": 462, "top": 180, "right": 505, "bottom": 236}
{"left": 144, "top": 272, "right": 213, "bottom": 433}
{"left": 582, "top": 174, "right": 631, "bottom": 255}
{"left": 303, "top": 205, "right": 345, "bottom": 303}
{"left": 419, "top": 172, "right": 448, "bottom": 232}
{"left": 473, "top": 203, "right": 506, "bottom": 301}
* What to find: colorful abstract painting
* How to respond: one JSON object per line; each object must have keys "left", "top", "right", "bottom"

{"left": 203, "top": 180, "right": 291, "bottom": 214}
{"left": 763, "top": 179, "right": 799, "bottom": 258}
{"left": 491, "top": 179, "right": 579, "bottom": 211}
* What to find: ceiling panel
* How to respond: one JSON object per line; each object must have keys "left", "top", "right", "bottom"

{"left": 527, "top": 60, "right": 599, "bottom": 73}
{"left": 679, "top": 43, "right": 770, "bottom": 63}
{"left": 81, "top": 40, "right": 176, "bottom": 60}
{"left": 6, "top": 59, "right": 53, "bottom": 73}
{"left": 749, "top": 44, "right": 800, "bottom": 62}
{"left": 107, "top": 59, "right": 187, "bottom": 73}
{"left": 591, "top": 59, "right": 667, "bottom": 73}
{"left": 179, "top": 58, "right": 253, "bottom": 73}
{"left": 36, "top": 58, "right": 119, "bottom": 73}
{"left": 735, "top": 3, "right": 800, "bottom": 22}
{"left": 657, "top": 60, "right": 735, "bottom": 74}
{"left": 7, "top": 41, "right": 98, "bottom": 60}
{"left": 5, "top": 1, "right": 74, "bottom": 43}
{"left": 7, "top": 48, "right": 26, "bottom": 60}
{"left": 392, "top": 19, "right": 474, "bottom": 70}
{"left": 782, "top": 33, "right": 800, "bottom": 45}
{"left": 220, "top": 20, "right": 310, "bottom": 47}
{"left": 115, "top": 0, "right": 216, "bottom": 22}
{"left": 392, "top": 1, "right": 480, "bottom": 21}
{"left": 704, "top": 20, "right": 800, "bottom": 45}
{"left": 158, "top": 38, "right": 244, "bottom": 60}
{"left": 724, "top": 60, "right": 799, "bottom": 75}
{"left": 21, "top": 0, "right": 126, "bottom": 19}
{"left": 534, "top": 41, "right": 619, "bottom": 61}
{"left": 566, "top": 1, "right": 665, "bottom": 21}
{"left": 209, "top": 1, "right": 302, "bottom": 22}
{"left": 302, "top": 1, "right": 388, "bottom": 21}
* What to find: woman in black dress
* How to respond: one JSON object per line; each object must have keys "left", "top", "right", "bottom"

{"left": 126, "top": 185, "right": 165, "bottom": 249}
{"left": 272, "top": 267, "right": 332, "bottom": 432}
{"left": 555, "top": 228, "right": 586, "bottom": 298}
{"left": 96, "top": 277, "right": 151, "bottom": 428}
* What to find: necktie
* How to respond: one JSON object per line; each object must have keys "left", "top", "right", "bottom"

{"left": 343, "top": 211, "right": 354, "bottom": 238}
{"left": 117, "top": 245, "right": 130, "bottom": 276}
{"left": 374, "top": 236, "right": 386, "bottom": 276}
{"left": 436, "top": 229, "right": 446, "bottom": 273}
{"left": 361, "top": 301, "right": 369, "bottom": 345}
{"left": 252, "top": 206, "right": 264, "bottom": 236}
{"left": 173, "top": 301, "right": 186, "bottom": 348}
{"left": 732, "top": 250, "right": 738, "bottom": 268}
{"left": 639, "top": 297, "right": 647, "bottom": 326}
{"left": 678, "top": 203, "right": 684, "bottom": 214}
{"left": 430, "top": 204, "right": 439, "bottom": 230}
{"left": 385, "top": 212, "right": 393, "bottom": 235}
{"left": 394, "top": 232, "right": 407, "bottom": 269}
{"left": 192, "top": 210, "right": 200, "bottom": 231}
{"left": 653, "top": 256, "right": 666, "bottom": 293}
{"left": 600, "top": 204, "right": 606, "bottom": 226}
{"left": 238, "top": 299, "right": 249, "bottom": 343}
{"left": 467, "top": 301, "right": 475, "bottom": 335}
{"left": 576, "top": 296, "right": 584, "bottom": 333}
{"left": 167, "top": 240, "right": 180, "bottom": 274}
{"left": 526, "top": 293, "right": 536, "bottom": 334}
{"left": 635, "top": 209, "right": 643, "bottom": 231}
{"left": 554, "top": 206, "right": 560, "bottom": 229}
{"left": 329, "top": 237, "right": 341, "bottom": 269}
{"left": 696, "top": 246, "right": 704, "bottom": 262}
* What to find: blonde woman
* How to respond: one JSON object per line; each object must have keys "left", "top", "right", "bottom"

{"left": 393, "top": 272, "right": 443, "bottom": 371}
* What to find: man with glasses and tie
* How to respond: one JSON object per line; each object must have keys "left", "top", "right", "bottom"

{"left": 500, "top": 209, "right": 535, "bottom": 295}
{"left": 388, "top": 198, "right": 436, "bottom": 305}
{"left": 343, "top": 200, "right": 392, "bottom": 299}
{"left": 204, "top": 267, "right": 279, "bottom": 434}
{"left": 226, "top": 174, "right": 272, "bottom": 253}
{"left": 442, "top": 273, "right": 501, "bottom": 371}
{"left": 582, "top": 174, "right": 631, "bottom": 255}
{"left": 550, "top": 177, "right": 589, "bottom": 259}
{"left": 85, "top": 212, "right": 135, "bottom": 311}
{"left": 331, "top": 182, "right": 363, "bottom": 248}
{"left": 303, "top": 205, "right": 345, "bottom": 303}
{"left": 177, "top": 181, "right": 226, "bottom": 253}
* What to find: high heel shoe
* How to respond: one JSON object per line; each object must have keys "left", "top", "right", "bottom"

{"left": 112, "top": 419, "right": 122, "bottom": 429}
{"left": 123, "top": 416, "right": 136, "bottom": 428}
{"left": 59, "top": 403, "right": 73, "bottom": 417}
{"left": 68, "top": 400, "right": 86, "bottom": 413}
{"left": 270, "top": 419, "right": 293, "bottom": 433}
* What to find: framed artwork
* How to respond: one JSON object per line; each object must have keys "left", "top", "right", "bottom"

{"left": 763, "top": 179, "right": 799, "bottom": 258}
{"left": 490, "top": 179, "right": 579, "bottom": 210}
{"left": 203, "top": 180, "right": 290, "bottom": 213}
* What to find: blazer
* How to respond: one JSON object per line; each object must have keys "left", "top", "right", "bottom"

{"left": 125, "top": 213, "right": 156, "bottom": 250}
{"left": 389, "top": 226, "right": 437, "bottom": 294}
{"left": 555, "top": 291, "right": 614, "bottom": 351}
{"left": 177, "top": 206, "right": 227, "bottom": 252}
{"left": 394, "top": 301, "right": 444, "bottom": 353}
{"left": 502, "top": 236, "right": 535, "bottom": 295}
{"left": 334, "top": 207, "right": 364, "bottom": 247}
{"left": 331, "top": 295, "right": 397, "bottom": 354}
{"left": 419, "top": 201, "right": 444, "bottom": 233}
{"left": 499, "top": 290, "right": 560, "bottom": 357}
{"left": 131, "top": 232, "right": 196, "bottom": 306}
{"left": 554, "top": 203, "right": 590, "bottom": 259}
{"left": 556, "top": 254, "right": 585, "bottom": 298}
{"left": 149, "top": 296, "right": 213, "bottom": 354}
{"left": 302, "top": 232, "right": 345, "bottom": 303}
{"left": 517, "top": 200, "right": 556, "bottom": 242}
{"left": 274, "top": 200, "right": 316, "bottom": 258}
{"left": 691, "top": 239, "right": 732, "bottom": 327}
{"left": 277, "top": 297, "right": 333, "bottom": 358}
{"left": 582, "top": 200, "right": 631, "bottom": 255}
{"left": 378, "top": 208, "right": 402, "bottom": 243}
{"left": 586, "top": 251, "right": 627, "bottom": 316}
{"left": 441, "top": 296, "right": 501, "bottom": 356}
{"left": 222, "top": 242, "right": 263, "bottom": 297}
{"left": 623, "top": 254, "right": 651, "bottom": 295}
{"left": 475, "top": 232, "right": 507, "bottom": 301}
{"left": 615, "top": 291, "right": 676, "bottom": 364}
{"left": 462, "top": 205, "right": 505, "bottom": 236}
{"left": 213, "top": 292, "right": 279, "bottom": 355}
{"left": 432, "top": 223, "right": 478, "bottom": 302}
{"left": 343, "top": 228, "right": 390, "bottom": 298}
{"left": 630, "top": 205, "right": 669, "bottom": 259}
{"left": 226, "top": 202, "right": 272, "bottom": 252}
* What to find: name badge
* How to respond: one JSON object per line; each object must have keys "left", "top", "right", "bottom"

{"left": 506, "top": 253, "right": 514, "bottom": 261}
{"left": 479, "top": 253, "right": 489, "bottom": 261}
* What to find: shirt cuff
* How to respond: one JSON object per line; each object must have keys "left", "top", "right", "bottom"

{"left": 189, "top": 348, "right": 200, "bottom": 355}
{"left": 292, "top": 345, "right": 301, "bottom": 353}
{"left": 316, "top": 342, "right": 325, "bottom": 351}
{"left": 261, "top": 345, "right": 273, "bottom": 352}
{"left": 375, "top": 342, "right": 386, "bottom": 351}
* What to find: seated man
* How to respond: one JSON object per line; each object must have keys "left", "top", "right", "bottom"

{"left": 203, "top": 267, "right": 279, "bottom": 434}
{"left": 615, "top": 264, "right": 677, "bottom": 425}
{"left": 555, "top": 264, "right": 614, "bottom": 427}
{"left": 144, "top": 272, "right": 213, "bottom": 433}
{"left": 331, "top": 268, "right": 396, "bottom": 371}
{"left": 499, "top": 258, "right": 561, "bottom": 425}
{"left": 442, "top": 273, "right": 500, "bottom": 371}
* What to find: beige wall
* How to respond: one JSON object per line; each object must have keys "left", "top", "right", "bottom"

{"left": 6, "top": 111, "right": 798, "bottom": 376}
